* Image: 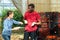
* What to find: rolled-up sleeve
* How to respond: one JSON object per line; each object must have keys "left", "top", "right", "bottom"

{"left": 13, "top": 20, "right": 20, "bottom": 24}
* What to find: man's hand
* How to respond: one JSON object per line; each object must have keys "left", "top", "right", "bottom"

{"left": 35, "top": 20, "right": 41, "bottom": 25}
{"left": 31, "top": 22, "right": 36, "bottom": 26}
{"left": 19, "top": 22, "right": 23, "bottom": 24}
{"left": 31, "top": 21, "right": 41, "bottom": 26}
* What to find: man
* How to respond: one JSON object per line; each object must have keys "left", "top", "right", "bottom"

{"left": 24, "top": 4, "right": 41, "bottom": 40}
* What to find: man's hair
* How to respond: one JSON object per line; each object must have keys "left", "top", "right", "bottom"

{"left": 7, "top": 10, "right": 13, "bottom": 17}
{"left": 28, "top": 3, "right": 35, "bottom": 8}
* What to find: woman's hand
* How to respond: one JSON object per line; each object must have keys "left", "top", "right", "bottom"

{"left": 19, "top": 22, "right": 23, "bottom": 25}
{"left": 12, "top": 27, "right": 20, "bottom": 31}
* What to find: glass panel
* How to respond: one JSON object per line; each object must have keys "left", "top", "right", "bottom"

{"left": 1, "top": 0, "right": 12, "bottom": 3}
{"left": 0, "top": 0, "right": 16, "bottom": 16}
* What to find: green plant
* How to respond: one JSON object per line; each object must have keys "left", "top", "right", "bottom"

{"left": 13, "top": 10, "right": 25, "bottom": 27}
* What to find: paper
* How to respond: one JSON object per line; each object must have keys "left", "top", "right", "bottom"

{"left": 24, "top": 20, "right": 28, "bottom": 24}
{"left": 31, "top": 22, "right": 36, "bottom": 26}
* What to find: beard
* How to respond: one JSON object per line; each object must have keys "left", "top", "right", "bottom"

{"left": 29, "top": 10, "right": 34, "bottom": 13}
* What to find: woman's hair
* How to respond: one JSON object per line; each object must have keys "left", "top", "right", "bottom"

{"left": 7, "top": 10, "right": 13, "bottom": 17}
{"left": 3, "top": 10, "right": 13, "bottom": 20}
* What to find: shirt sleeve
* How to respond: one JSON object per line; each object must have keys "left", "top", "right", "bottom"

{"left": 24, "top": 12, "right": 27, "bottom": 20}
{"left": 3, "top": 20, "right": 11, "bottom": 31}
{"left": 13, "top": 19, "right": 20, "bottom": 24}
{"left": 36, "top": 13, "right": 41, "bottom": 21}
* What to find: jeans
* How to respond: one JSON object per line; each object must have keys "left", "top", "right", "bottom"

{"left": 2, "top": 34, "right": 10, "bottom": 40}
{"left": 24, "top": 31, "right": 37, "bottom": 40}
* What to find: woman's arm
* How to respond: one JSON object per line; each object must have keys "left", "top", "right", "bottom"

{"left": 13, "top": 19, "right": 23, "bottom": 25}
{"left": 3, "top": 20, "right": 11, "bottom": 31}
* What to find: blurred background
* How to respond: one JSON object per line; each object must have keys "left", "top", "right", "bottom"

{"left": 0, "top": 0, "right": 60, "bottom": 40}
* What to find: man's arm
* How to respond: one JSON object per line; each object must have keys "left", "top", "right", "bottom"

{"left": 24, "top": 12, "right": 28, "bottom": 24}
{"left": 36, "top": 20, "right": 41, "bottom": 25}
{"left": 31, "top": 13, "right": 41, "bottom": 26}
{"left": 36, "top": 13, "right": 41, "bottom": 25}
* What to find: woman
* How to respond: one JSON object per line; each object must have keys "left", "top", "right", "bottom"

{"left": 2, "top": 10, "right": 23, "bottom": 40}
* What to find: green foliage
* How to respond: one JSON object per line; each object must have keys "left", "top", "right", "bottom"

{"left": 2, "top": 9, "right": 8, "bottom": 20}
{"left": 1, "top": 9, "right": 25, "bottom": 27}
{"left": 13, "top": 10, "right": 23, "bottom": 21}
{"left": 13, "top": 10, "right": 25, "bottom": 27}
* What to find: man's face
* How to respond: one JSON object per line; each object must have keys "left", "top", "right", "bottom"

{"left": 9, "top": 12, "right": 14, "bottom": 18}
{"left": 28, "top": 6, "right": 34, "bottom": 12}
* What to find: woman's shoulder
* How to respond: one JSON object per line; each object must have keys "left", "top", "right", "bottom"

{"left": 4, "top": 18, "right": 9, "bottom": 22}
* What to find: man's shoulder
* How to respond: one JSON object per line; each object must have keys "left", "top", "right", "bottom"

{"left": 34, "top": 11, "right": 38, "bottom": 13}
{"left": 25, "top": 11, "right": 29, "bottom": 15}
{"left": 34, "top": 11, "right": 38, "bottom": 14}
{"left": 34, "top": 11, "right": 39, "bottom": 15}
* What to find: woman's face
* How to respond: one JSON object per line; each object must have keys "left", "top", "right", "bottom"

{"left": 9, "top": 12, "right": 14, "bottom": 18}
